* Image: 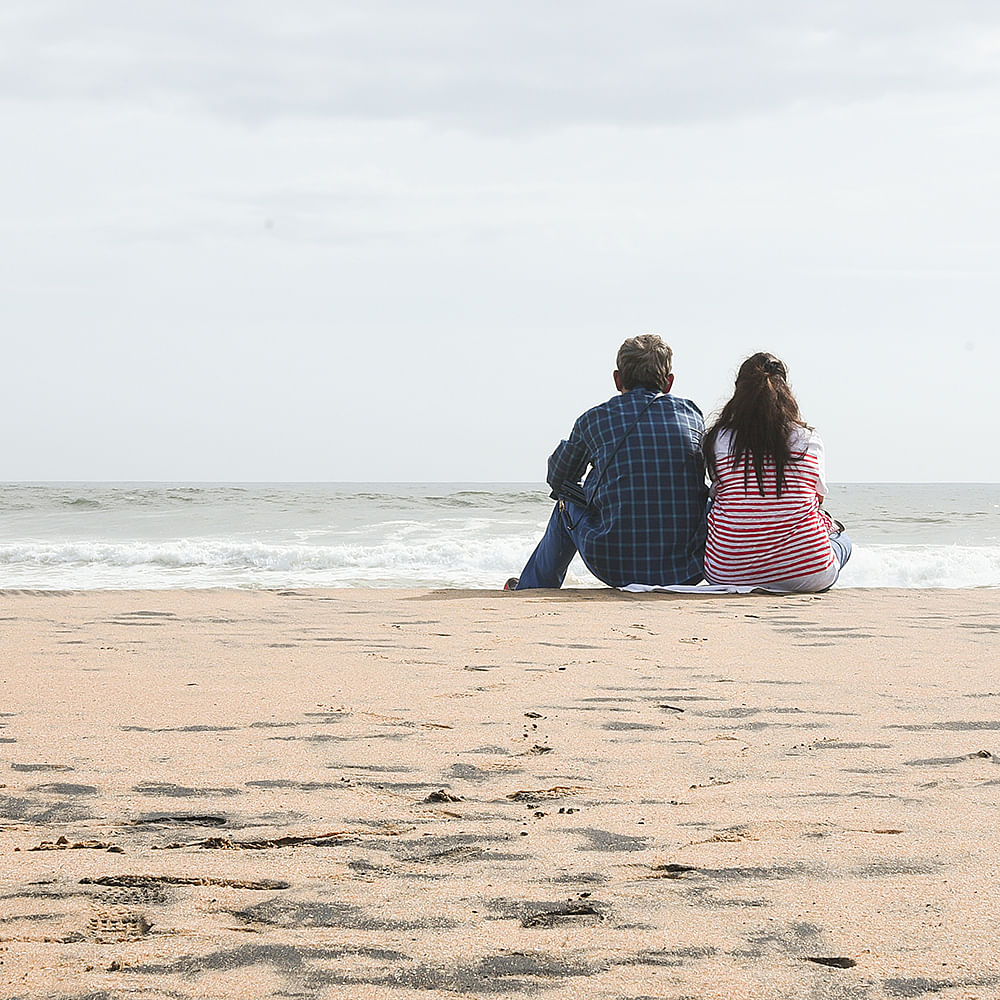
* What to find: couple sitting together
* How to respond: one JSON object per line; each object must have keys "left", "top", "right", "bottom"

{"left": 508, "top": 334, "right": 852, "bottom": 593}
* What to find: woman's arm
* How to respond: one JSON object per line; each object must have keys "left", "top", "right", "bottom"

{"left": 809, "top": 431, "right": 829, "bottom": 499}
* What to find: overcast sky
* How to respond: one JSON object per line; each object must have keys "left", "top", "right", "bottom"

{"left": 3, "top": 1, "right": 998, "bottom": 482}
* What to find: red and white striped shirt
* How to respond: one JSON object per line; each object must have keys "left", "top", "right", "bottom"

{"left": 704, "top": 427, "right": 836, "bottom": 588}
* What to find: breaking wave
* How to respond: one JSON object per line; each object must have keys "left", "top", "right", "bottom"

{"left": 0, "top": 537, "right": 996, "bottom": 590}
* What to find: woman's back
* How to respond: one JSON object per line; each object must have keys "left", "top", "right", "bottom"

{"left": 704, "top": 426, "right": 837, "bottom": 589}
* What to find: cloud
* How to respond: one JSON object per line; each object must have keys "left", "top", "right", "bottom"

{"left": 3, "top": 0, "right": 999, "bottom": 130}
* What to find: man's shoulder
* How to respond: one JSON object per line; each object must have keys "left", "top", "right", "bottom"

{"left": 569, "top": 395, "right": 623, "bottom": 433}
{"left": 575, "top": 391, "right": 704, "bottom": 428}
{"left": 582, "top": 389, "right": 701, "bottom": 411}
{"left": 645, "top": 393, "right": 706, "bottom": 430}
{"left": 576, "top": 392, "right": 704, "bottom": 426}
{"left": 659, "top": 394, "right": 704, "bottom": 419}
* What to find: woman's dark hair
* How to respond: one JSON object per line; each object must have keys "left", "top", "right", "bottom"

{"left": 704, "top": 353, "right": 809, "bottom": 497}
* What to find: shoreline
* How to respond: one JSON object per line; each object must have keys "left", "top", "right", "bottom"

{"left": 2, "top": 588, "right": 998, "bottom": 998}
{"left": 1, "top": 584, "right": 994, "bottom": 594}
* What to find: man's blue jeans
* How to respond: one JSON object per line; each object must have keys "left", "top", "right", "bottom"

{"left": 516, "top": 500, "right": 595, "bottom": 589}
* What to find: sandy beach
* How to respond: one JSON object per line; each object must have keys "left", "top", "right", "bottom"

{"left": 1, "top": 587, "right": 998, "bottom": 999}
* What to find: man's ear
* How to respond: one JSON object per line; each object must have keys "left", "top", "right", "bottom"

{"left": 613, "top": 370, "right": 625, "bottom": 393}
{"left": 663, "top": 373, "right": 675, "bottom": 394}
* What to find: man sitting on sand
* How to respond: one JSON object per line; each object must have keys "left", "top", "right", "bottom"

{"left": 507, "top": 334, "right": 708, "bottom": 590}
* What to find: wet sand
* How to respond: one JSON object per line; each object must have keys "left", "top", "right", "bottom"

{"left": 1, "top": 587, "right": 999, "bottom": 999}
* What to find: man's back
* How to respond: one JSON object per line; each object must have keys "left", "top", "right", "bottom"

{"left": 548, "top": 387, "right": 708, "bottom": 587}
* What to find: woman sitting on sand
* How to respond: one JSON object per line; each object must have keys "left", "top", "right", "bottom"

{"left": 702, "top": 352, "right": 851, "bottom": 592}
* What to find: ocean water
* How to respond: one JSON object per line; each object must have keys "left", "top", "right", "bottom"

{"left": 0, "top": 483, "right": 997, "bottom": 590}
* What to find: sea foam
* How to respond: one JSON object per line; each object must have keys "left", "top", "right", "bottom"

{"left": 838, "top": 545, "right": 1000, "bottom": 589}
{"left": 0, "top": 537, "right": 997, "bottom": 590}
{"left": 0, "top": 483, "right": 997, "bottom": 590}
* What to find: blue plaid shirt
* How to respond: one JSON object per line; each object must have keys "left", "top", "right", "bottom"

{"left": 547, "top": 387, "right": 708, "bottom": 587}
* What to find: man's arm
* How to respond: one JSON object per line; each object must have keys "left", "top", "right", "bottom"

{"left": 546, "top": 421, "right": 591, "bottom": 499}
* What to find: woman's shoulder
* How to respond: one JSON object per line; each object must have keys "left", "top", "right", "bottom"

{"left": 710, "top": 427, "right": 734, "bottom": 453}
{"left": 791, "top": 424, "right": 823, "bottom": 451}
